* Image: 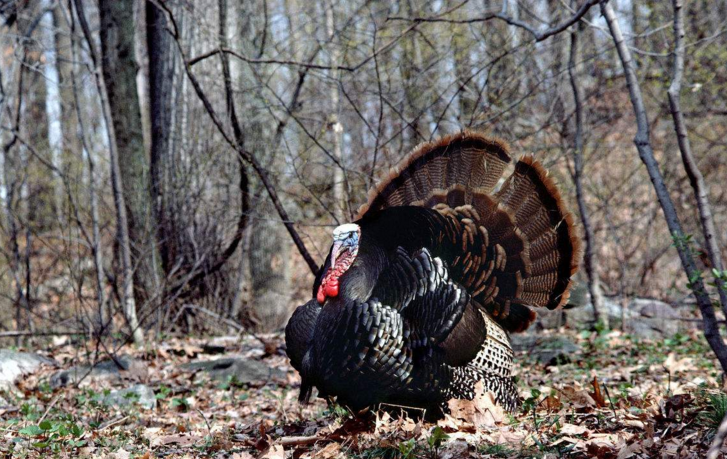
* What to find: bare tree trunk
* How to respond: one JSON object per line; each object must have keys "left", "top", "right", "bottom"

{"left": 221, "top": 0, "right": 293, "bottom": 331}
{"left": 147, "top": 0, "right": 175, "bottom": 276}
{"left": 40, "top": 0, "right": 64, "bottom": 224}
{"left": 666, "top": 0, "right": 727, "bottom": 317}
{"left": 73, "top": 0, "right": 144, "bottom": 345}
{"left": 98, "top": 0, "right": 162, "bottom": 313}
{"left": 5, "top": 0, "right": 34, "bottom": 346}
{"left": 600, "top": 0, "right": 727, "bottom": 372}
{"left": 568, "top": 11, "right": 605, "bottom": 328}
{"left": 326, "top": 0, "right": 345, "bottom": 223}
{"left": 68, "top": 8, "right": 107, "bottom": 333}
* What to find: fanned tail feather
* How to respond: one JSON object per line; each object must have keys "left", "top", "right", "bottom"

{"left": 359, "top": 131, "right": 580, "bottom": 333}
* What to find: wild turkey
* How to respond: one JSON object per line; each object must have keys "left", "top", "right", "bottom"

{"left": 285, "top": 131, "right": 580, "bottom": 414}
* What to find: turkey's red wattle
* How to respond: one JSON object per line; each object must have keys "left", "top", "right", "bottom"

{"left": 317, "top": 249, "right": 356, "bottom": 304}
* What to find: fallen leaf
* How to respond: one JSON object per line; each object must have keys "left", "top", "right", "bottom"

{"left": 561, "top": 386, "right": 597, "bottom": 410}
{"left": 662, "top": 353, "right": 695, "bottom": 374}
{"left": 447, "top": 382, "right": 504, "bottom": 429}
{"left": 591, "top": 377, "right": 607, "bottom": 408}
{"left": 112, "top": 449, "right": 130, "bottom": 459}
{"left": 560, "top": 423, "right": 588, "bottom": 436}
{"left": 317, "top": 442, "right": 342, "bottom": 459}
{"left": 151, "top": 434, "right": 203, "bottom": 447}
{"left": 259, "top": 444, "right": 284, "bottom": 459}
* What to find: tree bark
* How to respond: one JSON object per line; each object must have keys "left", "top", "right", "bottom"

{"left": 98, "top": 0, "right": 162, "bottom": 312}
{"left": 147, "top": 0, "right": 175, "bottom": 274}
{"left": 326, "top": 0, "right": 345, "bottom": 223}
{"left": 600, "top": 0, "right": 727, "bottom": 372}
{"left": 224, "top": 0, "right": 293, "bottom": 331}
{"left": 40, "top": 0, "right": 64, "bottom": 224}
{"left": 73, "top": 0, "right": 144, "bottom": 345}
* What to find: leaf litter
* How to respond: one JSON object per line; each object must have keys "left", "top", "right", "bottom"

{"left": 0, "top": 328, "right": 723, "bottom": 458}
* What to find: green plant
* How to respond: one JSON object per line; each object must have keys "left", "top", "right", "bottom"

{"left": 18, "top": 419, "right": 86, "bottom": 452}
{"left": 359, "top": 446, "right": 400, "bottom": 459}
{"left": 398, "top": 438, "right": 417, "bottom": 459}
{"left": 171, "top": 397, "right": 190, "bottom": 411}
{"left": 479, "top": 444, "right": 514, "bottom": 457}
{"left": 424, "top": 426, "right": 449, "bottom": 458}
{"left": 700, "top": 391, "right": 727, "bottom": 431}
{"left": 710, "top": 268, "right": 727, "bottom": 290}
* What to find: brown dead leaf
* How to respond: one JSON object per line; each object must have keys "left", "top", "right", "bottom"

{"left": 561, "top": 386, "right": 597, "bottom": 410}
{"left": 447, "top": 381, "right": 504, "bottom": 429}
{"left": 151, "top": 434, "right": 203, "bottom": 447}
{"left": 622, "top": 419, "right": 644, "bottom": 429}
{"left": 541, "top": 394, "right": 562, "bottom": 411}
{"left": 560, "top": 423, "right": 588, "bottom": 436}
{"left": 259, "top": 444, "right": 284, "bottom": 459}
{"left": 661, "top": 352, "right": 695, "bottom": 374}
{"left": 616, "top": 442, "right": 642, "bottom": 459}
{"left": 436, "top": 414, "right": 461, "bottom": 432}
{"left": 317, "top": 442, "right": 342, "bottom": 459}
{"left": 591, "top": 377, "right": 607, "bottom": 408}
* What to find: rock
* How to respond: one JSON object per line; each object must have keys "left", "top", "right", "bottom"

{"left": 180, "top": 357, "right": 284, "bottom": 384}
{"left": 102, "top": 384, "right": 156, "bottom": 410}
{"left": 627, "top": 298, "right": 680, "bottom": 339}
{"left": 50, "top": 355, "right": 147, "bottom": 388}
{"left": 532, "top": 309, "right": 566, "bottom": 330}
{"left": 510, "top": 335, "right": 580, "bottom": 365}
{"left": 565, "top": 296, "right": 687, "bottom": 339}
{"left": 565, "top": 296, "right": 624, "bottom": 329}
{"left": 0, "top": 350, "right": 56, "bottom": 390}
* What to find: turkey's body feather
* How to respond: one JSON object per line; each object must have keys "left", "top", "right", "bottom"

{"left": 286, "top": 131, "right": 579, "bottom": 413}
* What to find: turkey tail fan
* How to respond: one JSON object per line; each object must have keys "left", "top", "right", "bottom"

{"left": 487, "top": 157, "right": 581, "bottom": 332}
{"left": 356, "top": 131, "right": 512, "bottom": 218}
{"left": 494, "top": 157, "right": 580, "bottom": 310}
{"left": 359, "top": 131, "right": 580, "bottom": 333}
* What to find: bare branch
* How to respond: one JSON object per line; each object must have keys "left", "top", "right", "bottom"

{"left": 72, "top": 0, "right": 144, "bottom": 345}
{"left": 666, "top": 0, "right": 727, "bottom": 317}
{"left": 600, "top": 0, "right": 727, "bottom": 372}
{"left": 388, "top": 0, "right": 599, "bottom": 42}
{"left": 188, "top": 23, "right": 418, "bottom": 73}
{"left": 157, "top": 3, "right": 320, "bottom": 275}
{"left": 568, "top": 13, "right": 605, "bottom": 328}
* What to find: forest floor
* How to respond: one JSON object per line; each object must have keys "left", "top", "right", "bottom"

{"left": 0, "top": 327, "right": 724, "bottom": 458}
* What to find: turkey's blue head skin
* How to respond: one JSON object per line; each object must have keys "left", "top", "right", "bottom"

{"left": 316, "top": 223, "right": 362, "bottom": 304}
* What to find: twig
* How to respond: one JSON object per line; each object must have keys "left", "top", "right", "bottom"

{"left": 197, "top": 409, "right": 212, "bottom": 437}
{"left": 39, "top": 394, "right": 62, "bottom": 423}
{"left": 277, "top": 435, "right": 322, "bottom": 446}
{"left": 602, "top": 383, "right": 617, "bottom": 419}
{"left": 187, "top": 22, "right": 418, "bottom": 73}
{"left": 171, "top": 304, "right": 268, "bottom": 347}
{"left": 98, "top": 416, "right": 129, "bottom": 431}
{"left": 0, "top": 330, "right": 87, "bottom": 337}
{"left": 708, "top": 411, "right": 727, "bottom": 459}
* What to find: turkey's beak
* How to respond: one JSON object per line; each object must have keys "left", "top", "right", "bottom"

{"left": 330, "top": 240, "right": 344, "bottom": 270}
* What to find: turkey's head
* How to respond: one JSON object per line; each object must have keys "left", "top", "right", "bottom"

{"left": 317, "top": 223, "right": 360, "bottom": 304}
